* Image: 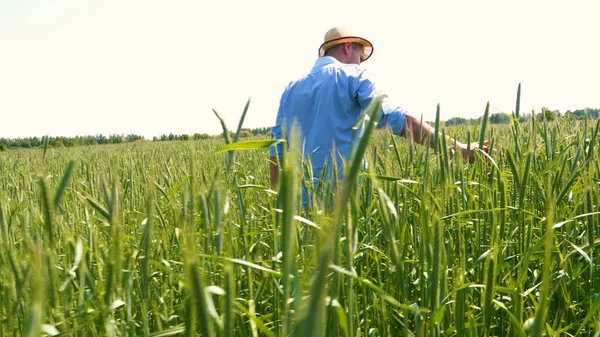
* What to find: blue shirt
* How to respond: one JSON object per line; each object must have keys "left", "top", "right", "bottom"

{"left": 270, "top": 56, "right": 407, "bottom": 185}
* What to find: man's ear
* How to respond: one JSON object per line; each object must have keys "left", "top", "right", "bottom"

{"left": 343, "top": 42, "right": 353, "bottom": 55}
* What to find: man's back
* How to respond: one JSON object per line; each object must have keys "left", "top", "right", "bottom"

{"left": 271, "top": 56, "right": 368, "bottom": 182}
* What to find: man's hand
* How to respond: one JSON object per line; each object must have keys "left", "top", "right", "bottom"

{"left": 402, "top": 114, "right": 493, "bottom": 164}
{"left": 454, "top": 140, "right": 490, "bottom": 164}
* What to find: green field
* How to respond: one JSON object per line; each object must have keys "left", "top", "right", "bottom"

{"left": 1, "top": 102, "right": 600, "bottom": 336}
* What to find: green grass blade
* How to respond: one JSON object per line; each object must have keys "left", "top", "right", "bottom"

{"left": 213, "top": 140, "right": 281, "bottom": 154}
{"left": 212, "top": 108, "right": 232, "bottom": 145}
{"left": 54, "top": 160, "right": 75, "bottom": 210}
{"left": 530, "top": 175, "right": 554, "bottom": 337}
{"left": 38, "top": 175, "right": 55, "bottom": 250}
{"left": 24, "top": 238, "right": 44, "bottom": 337}
{"left": 233, "top": 98, "right": 251, "bottom": 143}
{"left": 479, "top": 102, "right": 490, "bottom": 147}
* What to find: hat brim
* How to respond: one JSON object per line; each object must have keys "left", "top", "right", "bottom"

{"left": 319, "top": 36, "right": 374, "bottom": 62}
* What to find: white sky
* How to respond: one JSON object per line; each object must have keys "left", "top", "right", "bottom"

{"left": 1, "top": 0, "right": 599, "bottom": 139}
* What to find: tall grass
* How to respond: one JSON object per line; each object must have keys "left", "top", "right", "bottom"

{"left": 1, "top": 88, "right": 599, "bottom": 336}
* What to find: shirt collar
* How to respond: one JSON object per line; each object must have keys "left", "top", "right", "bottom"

{"left": 312, "top": 56, "right": 339, "bottom": 69}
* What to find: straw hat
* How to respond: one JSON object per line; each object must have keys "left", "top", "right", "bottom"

{"left": 318, "top": 27, "right": 374, "bottom": 62}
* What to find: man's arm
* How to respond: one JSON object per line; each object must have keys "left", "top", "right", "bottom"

{"left": 401, "top": 113, "right": 487, "bottom": 162}
{"left": 401, "top": 113, "right": 437, "bottom": 148}
{"left": 269, "top": 156, "right": 279, "bottom": 189}
{"left": 269, "top": 95, "right": 286, "bottom": 190}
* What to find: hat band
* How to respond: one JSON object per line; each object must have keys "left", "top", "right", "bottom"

{"left": 318, "top": 36, "right": 374, "bottom": 61}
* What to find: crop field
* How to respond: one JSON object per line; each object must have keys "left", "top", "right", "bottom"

{"left": 1, "top": 99, "right": 600, "bottom": 336}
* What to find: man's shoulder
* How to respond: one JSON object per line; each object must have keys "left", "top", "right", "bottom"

{"left": 312, "top": 57, "right": 365, "bottom": 75}
{"left": 283, "top": 73, "right": 310, "bottom": 91}
{"left": 324, "top": 61, "right": 364, "bottom": 76}
{"left": 282, "top": 60, "right": 368, "bottom": 93}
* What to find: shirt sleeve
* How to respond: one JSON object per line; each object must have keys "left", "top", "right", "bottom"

{"left": 354, "top": 70, "right": 407, "bottom": 136}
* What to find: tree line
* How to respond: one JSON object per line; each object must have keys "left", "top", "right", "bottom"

{"left": 0, "top": 134, "right": 144, "bottom": 151}
{"left": 0, "top": 127, "right": 271, "bottom": 151}
{"left": 2, "top": 108, "right": 597, "bottom": 151}
{"left": 445, "top": 107, "right": 600, "bottom": 126}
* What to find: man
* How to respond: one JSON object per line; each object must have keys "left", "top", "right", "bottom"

{"left": 269, "top": 27, "right": 485, "bottom": 193}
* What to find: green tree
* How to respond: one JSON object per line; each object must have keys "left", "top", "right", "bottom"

{"left": 445, "top": 117, "right": 467, "bottom": 126}
{"left": 489, "top": 113, "right": 510, "bottom": 124}
{"left": 537, "top": 107, "right": 556, "bottom": 122}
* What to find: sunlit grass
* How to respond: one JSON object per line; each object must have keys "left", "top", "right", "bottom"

{"left": 1, "top": 90, "right": 600, "bottom": 336}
